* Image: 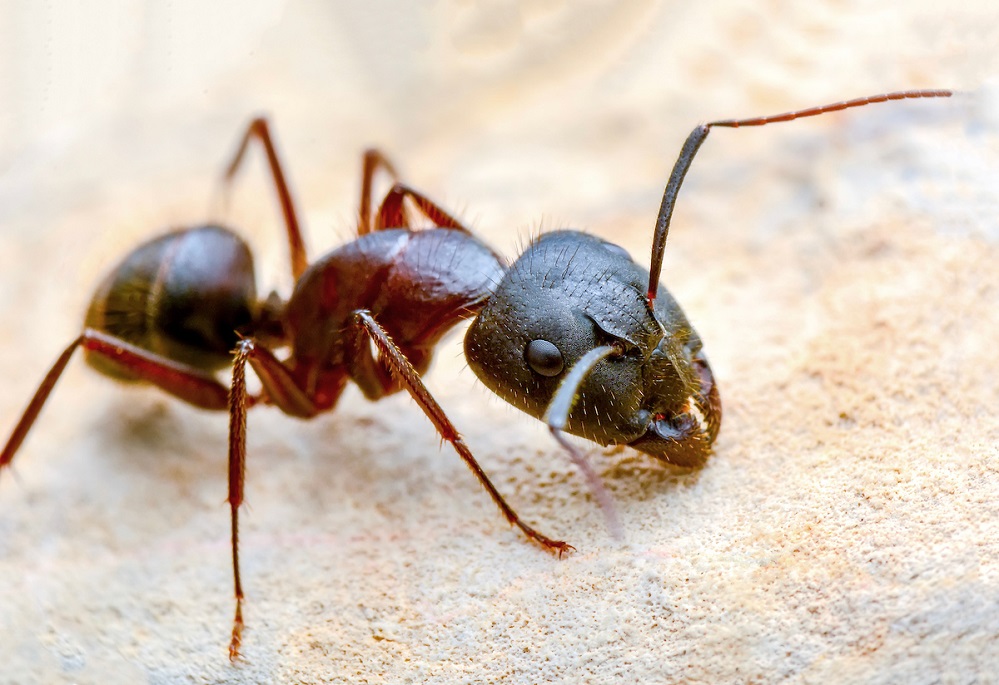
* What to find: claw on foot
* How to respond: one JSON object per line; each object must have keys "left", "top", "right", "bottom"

{"left": 228, "top": 598, "right": 244, "bottom": 662}
{"left": 515, "top": 522, "right": 575, "bottom": 558}
{"left": 552, "top": 541, "right": 576, "bottom": 559}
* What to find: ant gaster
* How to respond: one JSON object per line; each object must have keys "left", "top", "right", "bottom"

{"left": 1, "top": 89, "right": 952, "bottom": 659}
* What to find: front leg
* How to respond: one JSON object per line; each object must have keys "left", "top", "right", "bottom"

{"left": 342, "top": 321, "right": 431, "bottom": 401}
{"left": 350, "top": 310, "right": 573, "bottom": 557}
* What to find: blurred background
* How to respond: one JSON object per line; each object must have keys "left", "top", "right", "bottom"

{"left": 2, "top": 0, "right": 995, "bottom": 284}
{"left": 1, "top": 1, "right": 997, "bottom": 683}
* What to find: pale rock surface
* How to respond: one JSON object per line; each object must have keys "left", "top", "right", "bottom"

{"left": 1, "top": 1, "right": 997, "bottom": 683}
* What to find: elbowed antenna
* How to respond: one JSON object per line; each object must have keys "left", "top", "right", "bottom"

{"left": 646, "top": 89, "right": 954, "bottom": 305}
{"left": 542, "top": 343, "right": 625, "bottom": 540}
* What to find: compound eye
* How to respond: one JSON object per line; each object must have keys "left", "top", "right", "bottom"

{"left": 525, "top": 339, "right": 564, "bottom": 377}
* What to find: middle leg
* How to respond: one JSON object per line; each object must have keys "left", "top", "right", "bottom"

{"left": 224, "top": 338, "right": 336, "bottom": 660}
{"left": 374, "top": 183, "right": 470, "bottom": 233}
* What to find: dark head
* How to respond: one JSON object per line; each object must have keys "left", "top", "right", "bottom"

{"left": 464, "top": 230, "right": 719, "bottom": 466}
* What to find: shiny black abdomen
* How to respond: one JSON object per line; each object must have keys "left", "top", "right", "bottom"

{"left": 85, "top": 225, "right": 257, "bottom": 378}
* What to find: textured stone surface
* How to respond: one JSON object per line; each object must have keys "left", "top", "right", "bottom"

{"left": 1, "top": 1, "right": 997, "bottom": 683}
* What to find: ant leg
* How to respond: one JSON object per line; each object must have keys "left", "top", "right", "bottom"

{"left": 1, "top": 329, "right": 231, "bottom": 477}
{"left": 646, "top": 89, "right": 953, "bottom": 304}
{"left": 222, "top": 117, "right": 309, "bottom": 280}
{"left": 374, "top": 183, "right": 471, "bottom": 233}
{"left": 342, "top": 319, "right": 433, "bottom": 401}
{"left": 358, "top": 149, "right": 399, "bottom": 236}
{"left": 350, "top": 309, "right": 573, "bottom": 557}
{"left": 225, "top": 338, "right": 330, "bottom": 660}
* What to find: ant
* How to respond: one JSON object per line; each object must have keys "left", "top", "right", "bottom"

{"left": 1, "top": 89, "right": 952, "bottom": 659}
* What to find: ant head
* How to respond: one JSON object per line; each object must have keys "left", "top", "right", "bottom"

{"left": 465, "top": 230, "right": 701, "bottom": 448}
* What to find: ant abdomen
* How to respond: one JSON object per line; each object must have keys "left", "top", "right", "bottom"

{"left": 84, "top": 224, "right": 259, "bottom": 379}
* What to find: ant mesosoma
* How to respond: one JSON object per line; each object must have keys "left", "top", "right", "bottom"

{"left": 1, "top": 89, "right": 952, "bottom": 659}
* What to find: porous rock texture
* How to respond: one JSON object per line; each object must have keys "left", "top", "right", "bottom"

{"left": 1, "top": 2, "right": 997, "bottom": 683}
